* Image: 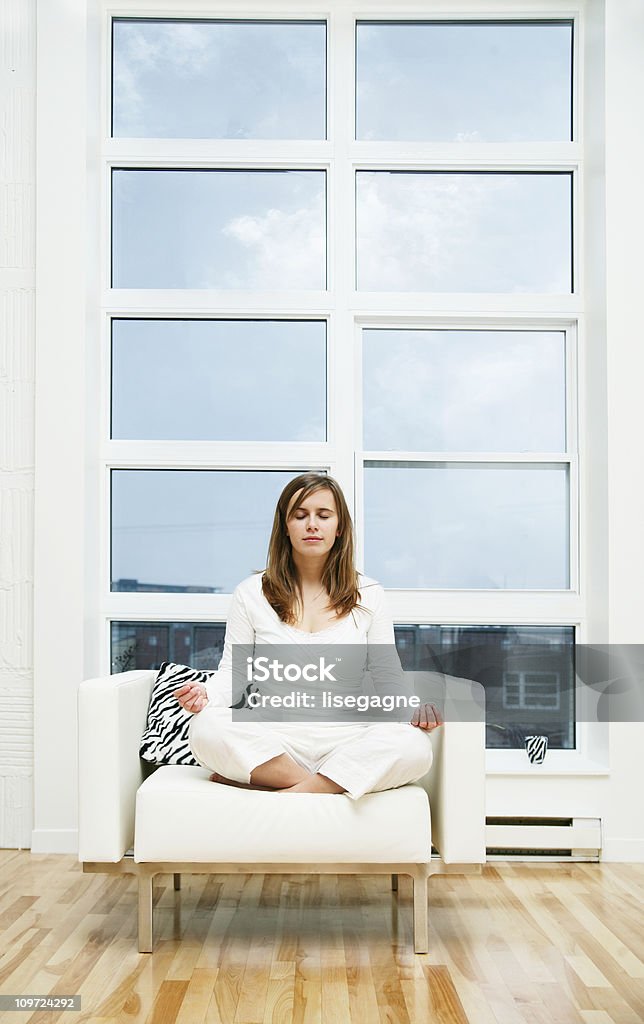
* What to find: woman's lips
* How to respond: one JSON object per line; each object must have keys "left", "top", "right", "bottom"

{"left": 303, "top": 537, "right": 322, "bottom": 542}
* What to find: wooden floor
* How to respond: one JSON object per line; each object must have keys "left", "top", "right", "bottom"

{"left": 0, "top": 852, "right": 642, "bottom": 1024}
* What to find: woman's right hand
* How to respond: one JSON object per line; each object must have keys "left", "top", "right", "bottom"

{"left": 173, "top": 682, "right": 208, "bottom": 714}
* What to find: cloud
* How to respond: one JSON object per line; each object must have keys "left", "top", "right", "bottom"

{"left": 112, "top": 22, "right": 217, "bottom": 134}
{"left": 217, "top": 193, "right": 326, "bottom": 289}
{"left": 116, "top": 21, "right": 214, "bottom": 78}
{"left": 357, "top": 172, "right": 570, "bottom": 293}
{"left": 112, "top": 21, "right": 326, "bottom": 139}
{"left": 364, "top": 330, "right": 565, "bottom": 452}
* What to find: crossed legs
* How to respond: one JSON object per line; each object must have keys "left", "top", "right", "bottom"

{"left": 189, "top": 708, "right": 432, "bottom": 799}
{"left": 211, "top": 752, "right": 346, "bottom": 794}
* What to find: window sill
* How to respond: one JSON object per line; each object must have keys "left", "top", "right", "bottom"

{"left": 485, "top": 749, "right": 609, "bottom": 775}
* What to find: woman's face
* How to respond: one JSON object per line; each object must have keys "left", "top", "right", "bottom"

{"left": 285, "top": 487, "right": 340, "bottom": 560}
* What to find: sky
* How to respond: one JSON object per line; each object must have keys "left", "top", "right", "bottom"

{"left": 111, "top": 461, "right": 569, "bottom": 592}
{"left": 112, "top": 19, "right": 571, "bottom": 142}
{"left": 112, "top": 319, "right": 326, "bottom": 441}
{"left": 109, "top": 18, "right": 573, "bottom": 593}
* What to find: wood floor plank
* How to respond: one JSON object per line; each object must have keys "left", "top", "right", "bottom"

{"left": 318, "top": 885, "right": 352, "bottom": 1024}
{"left": 210, "top": 963, "right": 246, "bottom": 1024}
{"left": 172, "top": 967, "right": 218, "bottom": 1024}
{"left": 400, "top": 975, "right": 439, "bottom": 1024}
{"left": 194, "top": 905, "right": 237, "bottom": 971}
{"left": 478, "top": 980, "right": 528, "bottom": 1024}
{"left": 340, "top": 911, "right": 381, "bottom": 1023}
{"left": 423, "top": 964, "right": 471, "bottom": 1024}
{"left": 195, "top": 875, "right": 224, "bottom": 913}
{"left": 579, "top": 1012, "right": 617, "bottom": 1024}
{"left": 566, "top": 953, "right": 613, "bottom": 989}
{"left": 433, "top": 965, "right": 499, "bottom": 1024}
{"left": 60, "top": 881, "right": 151, "bottom": 1022}
{"left": 0, "top": 895, "right": 38, "bottom": 932}
{"left": 0, "top": 848, "right": 22, "bottom": 867}
{"left": 75, "top": 942, "right": 151, "bottom": 1023}
{"left": 165, "top": 884, "right": 217, "bottom": 983}
{"left": 427, "top": 876, "right": 495, "bottom": 984}
{"left": 21, "top": 916, "right": 122, "bottom": 1024}
{"left": 579, "top": 984, "right": 643, "bottom": 1024}
{"left": 234, "top": 915, "right": 273, "bottom": 1022}
{"left": 543, "top": 884, "right": 644, "bottom": 978}
{"left": 524, "top": 882, "right": 644, "bottom": 1021}
{"left": 0, "top": 855, "right": 642, "bottom": 1024}
{"left": 574, "top": 934, "right": 644, "bottom": 1021}
{"left": 145, "top": 979, "right": 189, "bottom": 1024}
{"left": 0, "top": 927, "right": 51, "bottom": 986}
{"left": 261, "top": 975, "right": 295, "bottom": 1024}
{"left": 588, "top": 864, "right": 644, "bottom": 905}
{"left": 113, "top": 941, "right": 183, "bottom": 1024}
{"left": 578, "top": 892, "right": 644, "bottom": 957}
{"left": 292, "top": 978, "right": 322, "bottom": 1024}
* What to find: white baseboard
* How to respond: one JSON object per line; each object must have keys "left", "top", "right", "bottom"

{"left": 30, "top": 829, "right": 78, "bottom": 854}
{"left": 600, "top": 838, "right": 644, "bottom": 862}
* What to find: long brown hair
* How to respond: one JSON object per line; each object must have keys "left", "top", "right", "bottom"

{"left": 262, "top": 472, "right": 361, "bottom": 625}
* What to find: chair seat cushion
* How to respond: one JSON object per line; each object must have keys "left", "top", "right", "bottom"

{"left": 134, "top": 765, "right": 431, "bottom": 863}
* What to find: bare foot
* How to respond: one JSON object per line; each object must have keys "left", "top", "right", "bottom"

{"left": 278, "top": 773, "right": 346, "bottom": 795}
{"left": 209, "top": 772, "right": 276, "bottom": 792}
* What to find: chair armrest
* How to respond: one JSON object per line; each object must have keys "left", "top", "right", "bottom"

{"left": 411, "top": 672, "right": 486, "bottom": 865}
{"left": 78, "top": 670, "right": 155, "bottom": 862}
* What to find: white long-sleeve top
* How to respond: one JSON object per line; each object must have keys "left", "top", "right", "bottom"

{"left": 205, "top": 571, "right": 409, "bottom": 711}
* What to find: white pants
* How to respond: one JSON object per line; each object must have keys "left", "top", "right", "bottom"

{"left": 188, "top": 706, "right": 433, "bottom": 800}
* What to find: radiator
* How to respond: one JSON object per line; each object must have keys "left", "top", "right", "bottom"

{"left": 485, "top": 816, "right": 602, "bottom": 861}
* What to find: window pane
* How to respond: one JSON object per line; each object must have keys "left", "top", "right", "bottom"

{"left": 363, "top": 329, "right": 566, "bottom": 452}
{"left": 112, "top": 319, "right": 326, "bottom": 441}
{"left": 112, "top": 170, "right": 326, "bottom": 289}
{"left": 356, "top": 172, "right": 571, "bottom": 293}
{"left": 365, "top": 461, "right": 569, "bottom": 589}
{"left": 112, "top": 19, "right": 326, "bottom": 140}
{"left": 111, "top": 470, "right": 298, "bottom": 593}
{"left": 394, "top": 623, "right": 575, "bottom": 748}
{"left": 357, "top": 21, "right": 572, "bottom": 142}
{"left": 112, "top": 621, "right": 226, "bottom": 672}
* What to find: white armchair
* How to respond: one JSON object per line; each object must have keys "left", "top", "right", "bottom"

{"left": 78, "top": 669, "right": 486, "bottom": 953}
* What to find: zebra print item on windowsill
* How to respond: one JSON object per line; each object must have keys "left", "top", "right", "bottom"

{"left": 524, "top": 735, "right": 549, "bottom": 764}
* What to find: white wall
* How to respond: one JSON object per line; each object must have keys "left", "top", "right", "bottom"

{"left": 31, "top": 0, "right": 89, "bottom": 853}
{"left": 603, "top": 0, "right": 644, "bottom": 859}
{"left": 485, "top": 0, "right": 644, "bottom": 863}
{"left": 0, "top": 0, "right": 35, "bottom": 848}
{"left": 0, "top": 0, "right": 639, "bottom": 858}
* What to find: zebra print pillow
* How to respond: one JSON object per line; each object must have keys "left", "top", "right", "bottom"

{"left": 139, "top": 661, "right": 215, "bottom": 766}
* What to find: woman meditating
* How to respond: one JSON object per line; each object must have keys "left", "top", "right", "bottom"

{"left": 175, "top": 472, "right": 443, "bottom": 798}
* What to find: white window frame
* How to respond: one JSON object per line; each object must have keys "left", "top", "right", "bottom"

{"left": 96, "top": 0, "right": 604, "bottom": 777}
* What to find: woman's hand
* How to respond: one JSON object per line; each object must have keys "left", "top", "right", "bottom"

{"left": 410, "top": 702, "right": 443, "bottom": 730}
{"left": 174, "top": 682, "right": 208, "bottom": 714}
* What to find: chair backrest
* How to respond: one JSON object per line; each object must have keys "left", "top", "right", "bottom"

{"left": 411, "top": 672, "right": 487, "bottom": 865}
{"left": 78, "top": 670, "right": 156, "bottom": 862}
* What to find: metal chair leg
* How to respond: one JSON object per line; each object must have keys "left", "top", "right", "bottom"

{"left": 412, "top": 868, "right": 429, "bottom": 954}
{"left": 138, "top": 872, "right": 153, "bottom": 953}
